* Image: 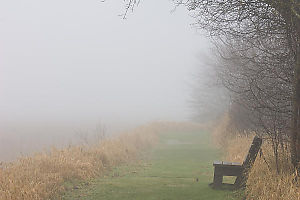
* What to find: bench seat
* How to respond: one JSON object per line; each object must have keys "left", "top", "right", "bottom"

{"left": 213, "top": 161, "right": 241, "bottom": 166}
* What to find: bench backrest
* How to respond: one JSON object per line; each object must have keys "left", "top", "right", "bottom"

{"left": 242, "top": 136, "right": 262, "bottom": 170}
{"left": 234, "top": 136, "right": 262, "bottom": 188}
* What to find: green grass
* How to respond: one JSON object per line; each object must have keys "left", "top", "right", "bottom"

{"left": 62, "top": 131, "right": 238, "bottom": 200}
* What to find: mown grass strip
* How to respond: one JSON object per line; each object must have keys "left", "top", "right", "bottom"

{"left": 62, "top": 131, "right": 238, "bottom": 200}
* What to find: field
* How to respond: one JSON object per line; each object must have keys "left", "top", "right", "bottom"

{"left": 62, "top": 130, "right": 237, "bottom": 200}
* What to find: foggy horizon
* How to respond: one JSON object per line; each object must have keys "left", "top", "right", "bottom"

{"left": 0, "top": 0, "right": 210, "bottom": 160}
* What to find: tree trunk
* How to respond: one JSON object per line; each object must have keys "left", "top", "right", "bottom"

{"left": 291, "top": 40, "right": 300, "bottom": 170}
{"left": 274, "top": 1, "right": 300, "bottom": 171}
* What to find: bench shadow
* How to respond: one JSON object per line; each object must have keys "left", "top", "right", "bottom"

{"left": 208, "top": 183, "right": 237, "bottom": 191}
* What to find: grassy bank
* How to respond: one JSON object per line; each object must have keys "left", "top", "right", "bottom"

{"left": 0, "top": 123, "right": 159, "bottom": 200}
{"left": 62, "top": 130, "right": 236, "bottom": 199}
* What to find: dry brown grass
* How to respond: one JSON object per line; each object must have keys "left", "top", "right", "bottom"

{"left": 213, "top": 115, "right": 300, "bottom": 200}
{"left": 0, "top": 121, "right": 203, "bottom": 200}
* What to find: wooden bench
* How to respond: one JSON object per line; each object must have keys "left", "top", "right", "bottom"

{"left": 212, "top": 136, "right": 262, "bottom": 189}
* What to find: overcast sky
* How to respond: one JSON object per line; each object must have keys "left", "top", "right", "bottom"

{"left": 0, "top": 0, "right": 210, "bottom": 135}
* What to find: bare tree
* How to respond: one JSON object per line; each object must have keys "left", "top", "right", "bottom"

{"left": 215, "top": 39, "right": 293, "bottom": 172}
{"left": 190, "top": 54, "right": 229, "bottom": 122}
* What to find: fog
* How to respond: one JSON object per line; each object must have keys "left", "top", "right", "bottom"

{"left": 0, "top": 1, "right": 210, "bottom": 160}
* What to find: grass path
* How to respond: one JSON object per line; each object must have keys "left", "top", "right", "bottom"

{"left": 62, "top": 131, "right": 237, "bottom": 200}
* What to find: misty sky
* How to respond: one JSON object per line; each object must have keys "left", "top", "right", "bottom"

{"left": 0, "top": 1, "right": 210, "bottom": 134}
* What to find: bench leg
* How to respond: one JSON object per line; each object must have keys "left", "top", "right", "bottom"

{"left": 213, "top": 169, "right": 223, "bottom": 188}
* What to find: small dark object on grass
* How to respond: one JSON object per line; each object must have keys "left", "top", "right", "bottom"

{"left": 73, "top": 186, "right": 80, "bottom": 190}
